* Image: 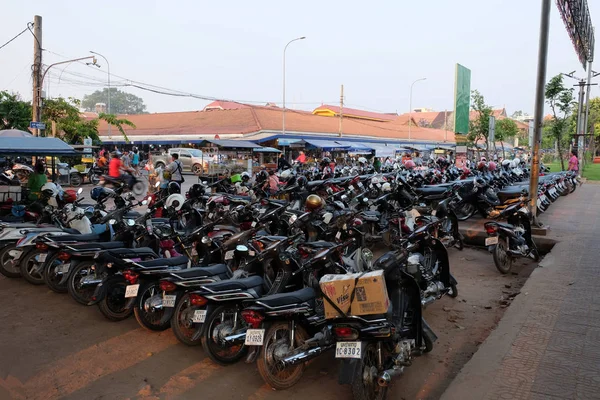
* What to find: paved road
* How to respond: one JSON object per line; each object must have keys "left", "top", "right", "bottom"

{"left": 442, "top": 183, "right": 600, "bottom": 400}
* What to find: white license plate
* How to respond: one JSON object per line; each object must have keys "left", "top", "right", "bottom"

{"left": 259, "top": 208, "right": 266, "bottom": 214}
{"left": 335, "top": 341, "right": 362, "bottom": 359}
{"left": 519, "top": 207, "right": 529, "bottom": 214}
{"left": 125, "top": 284, "right": 140, "bottom": 298}
{"left": 537, "top": 199, "right": 542, "bottom": 207}
{"left": 208, "top": 213, "right": 214, "bottom": 219}
{"left": 485, "top": 236, "right": 499, "bottom": 246}
{"left": 57, "top": 263, "right": 70, "bottom": 274}
{"left": 245, "top": 329, "right": 265, "bottom": 346}
{"left": 223, "top": 205, "right": 230, "bottom": 211}
{"left": 251, "top": 221, "right": 257, "bottom": 228}
{"left": 192, "top": 309, "right": 207, "bottom": 323}
{"left": 335, "top": 231, "right": 342, "bottom": 239}
{"left": 163, "top": 294, "right": 176, "bottom": 307}
{"left": 376, "top": 183, "right": 382, "bottom": 189}
{"left": 358, "top": 182, "right": 364, "bottom": 189}
{"left": 224, "top": 250, "right": 235, "bottom": 260}
{"left": 456, "top": 193, "right": 462, "bottom": 201}
{"left": 248, "top": 250, "right": 255, "bottom": 256}
{"left": 37, "top": 253, "right": 47, "bottom": 262}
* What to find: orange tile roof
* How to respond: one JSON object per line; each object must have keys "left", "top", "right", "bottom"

{"left": 202, "top": 100, "right": 252, "bottom": 111}
{"left": 97, "top": 107, "right": 455, "bottom": 142}
{"left": 313, "top": 104, "right": 398, "bottom": 121}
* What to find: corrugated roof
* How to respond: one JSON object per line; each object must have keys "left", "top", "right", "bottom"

{"left": 313, "top": 104, "right": 397, "bottom": 121}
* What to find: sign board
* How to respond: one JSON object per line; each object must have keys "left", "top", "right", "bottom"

{"left": 528, "top": 121, "right": 534, "bottom": 147}
{"left": 453, "top": 64, "right": 471, "bottom": 135}
{"left": 434, "top": 149, "right": 445, "bottom": 154}
{"left": 83, "top": 137, "right": 93, "bottom": 154}
{"left": 488, "top": 116, "right": 496, "bottom": 143}
{"left": 556, "top": 0, "right": 595, "bottom": 68}
{"left": 29, "top": 121, "right": 46, "bottom": 130}
{"left": 456, "top": 145, "right": 467, "bottom": 153}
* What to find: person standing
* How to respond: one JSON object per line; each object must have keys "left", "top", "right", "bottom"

{"left": 413, "top": 151, "right": 423, "bottom": 166}
{"left": 132, "top": 148, "right": 140, "bottom": 175}
{"left": 165, "top": 153, "right": 184, "bottom": 184}
{"left": 568, "top": 150, "right": 579, "bottom": 173}
{"left": 295, "top": 151, "right": 306, "bottom": 164}
{"left": 373, "top": 157, "right": 381, "bottom": 172}
{"left": 27, "top": 160, "right": 48, "bottom": 201}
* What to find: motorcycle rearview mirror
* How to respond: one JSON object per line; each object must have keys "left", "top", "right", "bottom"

{"left": 126, "top": 219, "right": 135, "bottom": 226}
{"left": 77, "top": 188, "right": 83, "bottom": 195}
{"left": 141, "top": 200, "right": 148, "bottom": 206}
{"left": 155, "top": 181, "right": 161, "bottom": 188}
{"left": 109, "top": 219, "right": 116, "bottom": 225}
{"left": 147, "top": 195, "right": 153, "bottom": 202}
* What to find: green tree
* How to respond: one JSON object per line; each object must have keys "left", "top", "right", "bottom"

{"left": 467, "top": 89, "right": 493, "bottom": 156}
{"left": 98, "top": 113, "right": 136, "bottom": 143}
{"left": 0, "top": 91, "right": 32, "bottom": 131}
{"left": 82, "top": 88, "right": 147, "bottom": 114}
{"left": 495, "top": 118, "right": 519, "bottom": 158}
{"left": 545, "top": 74, "right": 575, "bottom": 170}
{"left": 585, "top": 97, "right": 600, "bottom": 158}
{"left": 42, "top": 97, "right": 100, "bottom": 144}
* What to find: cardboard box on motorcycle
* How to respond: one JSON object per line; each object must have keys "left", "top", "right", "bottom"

{"left": 320, "top": 270, "right": 390, "bottom": 319}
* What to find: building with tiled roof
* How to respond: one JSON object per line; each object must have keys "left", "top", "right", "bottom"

{"left": 313, "top": 104, "right": 398, "bottom": 122}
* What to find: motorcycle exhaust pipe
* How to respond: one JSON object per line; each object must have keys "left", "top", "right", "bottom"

{"left": 223, "top": 331, "right": 247, "bottom": 346}
{"left": 276, "top": 343, "right": 336, "bottom": 370}
{"left": 80, "top": 277, "right": 104, "bottom": 287}
{"left": 377, "top": 367, "right": 404, "bottom": 387}
{"left": 421, "top": 296, "right": 436, "bottom": 308}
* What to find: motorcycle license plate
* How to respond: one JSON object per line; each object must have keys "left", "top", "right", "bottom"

{"left": 455, "top": 193, "right": 462, "bottom": 201}
{"left": 208, "top": 213, "right": 214, "bottom": 219}
{"left": 224, "top": 250, "right": 235, "bottom": 260}
{"left": 245, "top": 329, "right": 265, "bottom": 346}
{"left": 192, "top": 309, "right": 207, "bottom": 323}
{"left": 37, "top": 253, "right": 47, "bottom": 262}
{"left": 259, "top": 208, "right": 266, "bottom": 214}
{"left": 376, "top": 183, "right": 382, "bottom": 189}
{"left": 58, "top": 263, "right": 70, "bottom": 274}
{"left": 335, "top": 342, "right": 362, "bottom": 359}
{"left": 541, "top": 195, "right": 548, "bottom": 202}
{"left": 223, "top": 205, "right": 230, "bottom": 211}
{"left": 519, "top": 207, "right": 529, "bottom": 214}
{"left": 485, "top": 236, "right": 499, "bottom": 246}
{"left": 358, "top": 182, "right": 364, "bottom": 189}
{"left": 162, "top": 295, "right": 176, "bottom": 308}
{"left": 537, "top": 199, "right": 542, "bottom": 208}
{"left": 125, "top": 284, "right": 140, "bottom": 298}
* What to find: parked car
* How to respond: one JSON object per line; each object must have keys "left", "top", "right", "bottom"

{"left": 152, "top": 148, "right": 205, "bottom": 175}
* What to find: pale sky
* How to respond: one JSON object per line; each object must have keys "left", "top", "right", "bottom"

{"left": 1, "top": 0, "right": 598, "bottom": 116}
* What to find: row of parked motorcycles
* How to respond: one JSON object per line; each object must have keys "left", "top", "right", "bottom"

{"left": 0, "top": 160, "right": 577, "bottom": 399}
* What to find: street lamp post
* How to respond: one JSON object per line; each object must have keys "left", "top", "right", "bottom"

{"left": 90, "top": 51, "right": 111, "bottom": 138}
{"left": 282, "top": 36, "right": 306, "bottom": 135}
{"left": 408, "top": 78, "right": 427, "bottom": 140}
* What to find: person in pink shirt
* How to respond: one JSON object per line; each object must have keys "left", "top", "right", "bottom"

{"left": 263, "top": 170, "right": 280, "bottom": 195}
{"left": 568, "top": 150, "right": 579, "bottom": 173}
{"left": 295, "top": 151, "right": 306, "bottom": 164}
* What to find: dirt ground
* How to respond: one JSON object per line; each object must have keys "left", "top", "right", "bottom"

{"left": 0, "top": 242, "right": 537, "bottom": 400}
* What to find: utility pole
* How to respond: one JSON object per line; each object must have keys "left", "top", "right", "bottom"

{"left": 339, "top": 84, "right": 344, "bottom": 137}
{"left": 444, "top": 109, "right": 448, "bottom": 142}
{"left": 31, "top": 15, "right": 42, "bottom": 137}
{"left": 529, "top": 0, "right": 551, "bottom": 224}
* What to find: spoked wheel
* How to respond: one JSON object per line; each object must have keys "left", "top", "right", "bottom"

{"left": 351, "top": 342, "right": 387, "bottom": 400}
{"left": 257, "top": 321, "right": 309, "bottom": 390}
{"left": 171, "top": 293, "right": 203, "bottom": 346}
{"left": 98, "top": 279, "right": 133, "bottom": 321}
{"left": 43, "top": 253, "right": 69, "bottom": 293}
{"left": 202, "top": 305, "right": 248, "bottom": 365}
{"left": 67, "top": 261, "right": 103, "bottom": 305}
{"left": 19, "top": 249, "right": 46, "bottom": 285}
{"left": 132, "top": 181, "right": 145, "bottom": 196}
{"left": 90, "top": 173, "right": 101, "bottom": 186}
{"left": 134, "top": 282, "right": 171, "bottom": 331}
{"left": 192, "top": 164, "right": 203, "bottom": 175}
{"left": 453, "top": 202, "right": 476, "bottom": 221}
{"left": 70, "top": 173, "right": 82, "bottom": 187}
{"left": 0, "top": 244, "right": 23, "bottom": 278}
{"left": 493, "top": 238, "right": 513, "bottom": 274}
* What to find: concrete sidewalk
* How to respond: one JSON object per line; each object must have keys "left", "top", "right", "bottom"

{"left": 442, "top": 184, "right": 600, "bottom": 400}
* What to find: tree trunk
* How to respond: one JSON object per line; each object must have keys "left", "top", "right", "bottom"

{"left": 501, "top": 141, "right": 505, "bottom": 159}
{"left": 557, "top": 140, "right": 565, "bottom": 171}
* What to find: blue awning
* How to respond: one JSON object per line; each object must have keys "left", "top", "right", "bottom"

{"left": 365, "top": 143, "right": 396, "bottom": 157}
{"left": 304, "top": 139, "right": 350, "bottom": 151}
{"left": 277, "top": 138, "right": 303, "bottom": 146}
{"left": 0, "top": 130, "right": 77, "bottom": 156}
{"left": 335, "top": 141, "right": 373, "bottom": 152}
{"left": 253, "top": 147, "right": 281, "bottom": 153}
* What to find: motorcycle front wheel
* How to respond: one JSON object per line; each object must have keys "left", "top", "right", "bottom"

{"left": 19, "top": 249, "right": 45, "bottom": 285}
{"left": 453, "top": 202, "right": 476, "bottom": 221}
{"left": 0, "top": 244, "right": 23, "bottom": 278}
{"left": 351, "top": 342, "right": 387, "bottom": 400}
{"left": 493, "top": 238, "right": 513, "bottom": 274}
{"left": 67, "top": 261, "right": 102, "bottom": 305}
{"left": 202, "top": 305, "right": 248, "bottom": 365}
{"left": 70, "top": 173, "right": 82, "bottom": 187}
{"left": 257, "top": 321, "right": 308, "bottom": 390}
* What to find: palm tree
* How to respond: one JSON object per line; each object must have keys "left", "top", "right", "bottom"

{"left": 98, "top": 113, "right": 136, "bottom": 143}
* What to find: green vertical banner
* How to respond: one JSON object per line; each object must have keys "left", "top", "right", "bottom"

{"left": 453, "top": 63, "right": 471, "bottom": 137}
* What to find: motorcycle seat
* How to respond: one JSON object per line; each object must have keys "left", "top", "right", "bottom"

{"left": 299, "top": 241, "right": 336, "bottom": 249}
{"left": 497, "top": 187, "right": 527, "bottom": 203}
{"left": 136, "top": 256, "right": 189, "bottom": 268}
{"left": 104, "top": 247, "right": 158, "bottom": 258}
{"left": 67, "top": 241, "right": 126, "bottom": 251}
{"left": 124, "top": 211, "right": 141, "bottom": 219}
{"left": 361, "top": 210, "right": 381, "bottom": 221}
{"left": 268, "top": 199, "right": 288, "bottom": 206}
{"left": 200, "top": 275, "right": 264, "bottom": 293}
{"left": 22, "top": 227, "right": 73, "bottom": 234}
{"left": 306, "top": 180, "right": 325, "bottom": 188}
{"left": 414, "top": 186, "right": 447, "bottom": 196}
{"left": 256, "top": 287, "right": 315, "bottom": 308}
{"left": 171, "top": 263, "right": 228, "bottom": 279}
{"left": 48, "top": 233, "right": 101, "bottom": 243}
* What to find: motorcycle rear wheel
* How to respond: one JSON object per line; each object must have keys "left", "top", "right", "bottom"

{"left": 202, "top": 305, "right": 248, "bottom": 365}
{"left": 493, "top": 238, "right": 513, "bottom": 274}
{"left": 0, "top": 244, "right": 22, "bottom": 278}
{"left": 98, "top": 280, "right": 133, "bottom": 321}
{"left": 134, "top": 281, "right": 171, "bottom": 331}
{"left": 351, "top": 342, "right": 387, "bottom": 400}
{"left": 67, "top": 261, "right": 100, "bottom": 305}
{"left": 43, "top": 253, "right": 69, "bottom": 293}
{"left": 19, "top": 249, "right": 45, "bottom": 285}
{"left": 257, "top": 321, "right": 308, "bottom": 390}
{"left": 453, "top": 202, "right": 476, "bottom": 221}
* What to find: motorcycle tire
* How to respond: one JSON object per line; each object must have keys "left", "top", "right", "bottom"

{"left": 67, "top": 261, "right": 101, "bottom": 305}
{"left": 0, "top": 244, "right": 23, "bottom": 278}
{"left": 453, "top": 202, "right": 476, "bottom": 221}
{"left": 70, "top": 173, "right": 82, "bottom": 187}
{"left": 493, "top": 238, "right": 513, "bottom": 274}
{"left": 257, "top": 321, "right": 308, "bottom": 390}
{"left": 202, "top": 305, "right": 248, "bottom": 365}
{"left": 90, "top": 173, "right": 101, "bottom": 186}
{"left": 350, "top": 342, "right": 388, "bottom": 400}
{"left": 19, "top": 248, "right": 45, "bottom": 285}
{"left": 134, "top": 281, "right": 171, "bottom": 331}
{"left": 423, "top": 330, "right": 434, "bottom": 353}
{"left": 43, "top": 252, "right": 69, "bottom": 293}
{"left": 448, "top": 284, "right": 459, "bottom": 298}
{"left": 132, "top": 181, "right": 145, "bottom": 196}
{"left": 98, "top": 279, "right": 133, "bottom": 321}
{"left": 171, "top": 293, "right": 203, "bottom": 346}
{"left": 192, "top": 164, "right": 203, "bottom": 175}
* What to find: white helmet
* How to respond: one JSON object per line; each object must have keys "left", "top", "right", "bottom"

{"left": 41, "top": 183, "right": 59, "bottom": 198}
{"left": 381, "top": 182, "right": 392, "bottom": 192}
{"left": 371, "top": 176, "right": 381, "bottom": 185}
{"left": 165, "top": 193, "right": 185, "bottom": 211}
{"left": 241, "top": 171, "right": 251, "bottom": 180}
{"left": 510, "top": 159, "right": 519, "bottom": 168}
{"left": 514, "top": 158, "right": 521, "bottom": 165}
{"left": 358, "top": 157, "right": 368, "bottom": 164}
{"left": 502, "top": 159, "right": 511, "bottom": 167}
{"left": 280, "top": 169, "right": 292, "bottom": 180}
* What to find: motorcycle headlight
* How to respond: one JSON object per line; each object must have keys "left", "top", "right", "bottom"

{"left": 362, "top": 248, "right": 373, "bottom": 262}
{"left": 201, "top": 236, "right": 211, "bottom": 244}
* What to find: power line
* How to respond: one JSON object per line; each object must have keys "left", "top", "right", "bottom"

{"left": 0, "top": 22, "right": 33, "bottom": 51}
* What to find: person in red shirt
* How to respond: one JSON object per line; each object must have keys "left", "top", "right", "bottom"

{"left": 295, "top": 151, "right": 306, "bottom": 164}
{"left": 108, "top": 152, "right": 122, "bottom": 178}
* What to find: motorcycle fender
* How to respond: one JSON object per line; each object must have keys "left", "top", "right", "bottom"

{"left": 338, "top": 342, "right": 368, "bottom": 385}
{"left": 90, "top": 275, "right": 124, "bottom": 305}
{"left": 191, "top": 303, "right": 216, "bottom": 342}
{"left": 421, "top": 318, "right": 438, "bottom": 344}
{"left": 159, "top": 290, "right": 181, "bottom": 325}
{"left": 449, "top": 273, "right": 458, "bottom": 286}
{"left": 124, "top": 297, "right": 136, "bottom": 311}
{"left": 487, "top": 245, "right": 496, "bottom": 253}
